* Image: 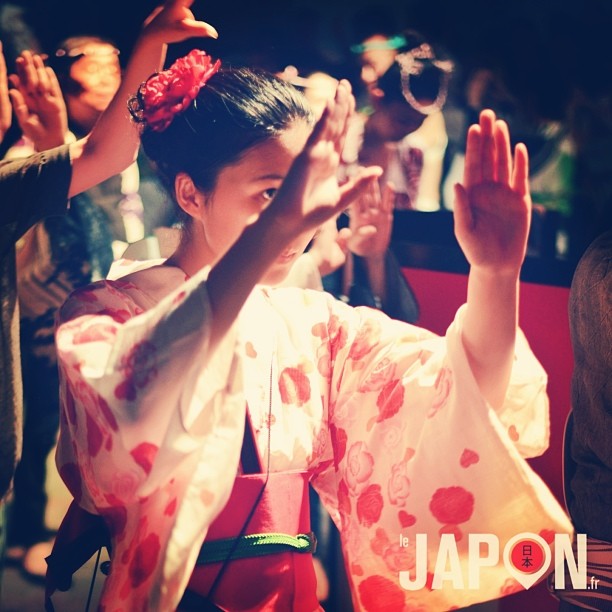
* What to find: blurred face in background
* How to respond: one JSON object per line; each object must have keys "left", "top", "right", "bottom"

{"left": 66, "top": 42, "right": 121, "bottom": 131}
{"left": 359, "top": 35, "right": 398, "bottom": 92}
{"left": 368, "top": 51, "right": 448, "bottom": 143}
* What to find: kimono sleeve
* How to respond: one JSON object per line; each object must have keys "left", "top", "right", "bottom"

{"left": 311, "top": 299, "right": 572, "bottom": 610}
{"left": 55, "top": 269, "right": 247, "bottom": 609}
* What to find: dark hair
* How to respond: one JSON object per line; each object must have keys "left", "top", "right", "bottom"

{"left": 138, "top": 66, "right": 315, "bottom": 203}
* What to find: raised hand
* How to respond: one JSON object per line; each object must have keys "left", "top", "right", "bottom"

{"left": 140, "top": 0, "right": 218, "bottom": 45}
{"left": 9, "top": 50, "right": 68, "bottom": 151}
{"left": 308, "top": 217, "right": 351, "bottom": 277}
{"left": 453, "top": 109, "right": 531, "bottom": 276}
{"left": 0, "top": 41, "right": 12, "bottom": 143}
{"left": 346, "top": 179, "right": 395, "bottom": 259}
{"left": 271, "top": 80, "right": 382, "bottom": 236}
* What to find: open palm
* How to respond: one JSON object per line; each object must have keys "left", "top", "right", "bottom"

{"left": 453, "top": 110, "right": 531, "bottom": 275}
{"left": 9, "top": 51, "right": 68, "bottom": 150}
{"left": 347, "top": 180, "right": 394, "bottom": 258}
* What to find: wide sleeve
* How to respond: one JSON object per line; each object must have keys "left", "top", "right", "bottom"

{"left": 55, "top": 269, "right": 247, "bottom": 610}
{"left": 311, "top": 298, "right": 572, "bottom": 611}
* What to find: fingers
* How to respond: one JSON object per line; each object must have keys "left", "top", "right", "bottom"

{"left": 0, "top": 41, "right": 7, "bottom": 86}
{"left": 306, "top": 80, "right": 353, "bottom": 157}
{"left": 0, "top": 41, "right": 11, "bottom": 134}
{"left": 355, "top": 180, "right": 378, "bottom": 217}
{"left": 14, "top": 51, "right": 51, "bottom": 102}
{"left": 495, "top": 119, "right": 511, "bottom": 184}
{"left": 335, "top": 79, "right": 354, "bottom": 156}
{"left": 326, "top": 80, "right": 351, "bottom": 150}
{"left": 511, "top": 143, "right": 530, "bottom": 200}
{"left": 337, "top": 166, "right": 383, "bottom": 211}
{"left": 143, "top": 0, "right": 218, "bottom": 40}
{"left": 9, "top": 88, "right": 30, "bottom": 127}
{"left": 480, "top": 110, "right": 496, "bottom": 182}
{"left": 180, "top": 19, "right": 219, "bottom": 39}
{"left": 33, "top": 53, "right": 50, "bottom": 93}
{"left": 336, "top": 227, "right": 352, "bottom": 254}
{"left": 381, "top": 181, "right": 396, "bottom": 214}
{"left": 465, "top": 109, "right": 519, "bottom": 188}
{"left": 464, "top": 123, "right": 482, "bottom": 189}
{"left": 46, "top": 66, "right": 63, "bottom": 99}
{"left": 16, "top": 51, "right": 38, "bottom": 97}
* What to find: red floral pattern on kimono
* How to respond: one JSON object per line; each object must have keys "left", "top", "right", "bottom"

{"left": 55, "top": 261, "right": 572, "bottom": 611}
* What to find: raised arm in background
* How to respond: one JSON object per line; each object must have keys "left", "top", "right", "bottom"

{"left": 0, "top": 41, "right": 12, "bottom": 143}
{"left": 66, "top": 0, "right": 217, "bottom": 198}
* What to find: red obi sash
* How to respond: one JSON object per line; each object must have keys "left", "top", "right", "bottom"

{"left": 45, "top": 411, "right": 319, "bottom": 611}
{"left": 182, "top": 408, "right": 319, "bottom": 611}
{"left": 183, "top": 470, "right": 318, "bottom": 611}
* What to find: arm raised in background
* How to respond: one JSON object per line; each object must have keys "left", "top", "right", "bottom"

{"left": 345, "top": 179, "right": 394, "bottom": 304}
{"left": 67, "top": 0, "right": 217, "bottom": 198}
{"left": 0, "top": 41, "right": 12, "bottom": 143}
{"left": 454, "top": 109, "right": 532, "bottom": 409}
{"left": 9, "top": 50, "right": 68, "bottom": 151}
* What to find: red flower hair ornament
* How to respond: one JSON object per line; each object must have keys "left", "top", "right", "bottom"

{"left": 129, "top": 49, "right": 221, "bottom": 132}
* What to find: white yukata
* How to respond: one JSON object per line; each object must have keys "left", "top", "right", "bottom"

{"left": 55, "top": 261, "right": 572, "bottom": 611}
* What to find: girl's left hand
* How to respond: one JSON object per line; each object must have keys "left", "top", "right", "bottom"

{"left": 453, "top": 109, "right": 531, "bottom": 276}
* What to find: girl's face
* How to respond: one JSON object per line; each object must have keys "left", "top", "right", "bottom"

{"left": 189, "top": 120, "right": 314, "bottom": 285}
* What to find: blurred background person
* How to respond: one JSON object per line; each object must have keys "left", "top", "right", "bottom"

{"left": 349, "top": 30, "right": 451, "bottom": 212}
{"left": 4, "top": 34, "right": 176, "bottom": 584}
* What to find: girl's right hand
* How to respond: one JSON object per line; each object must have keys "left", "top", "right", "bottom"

{"left": 270, "top": 80, "right": 382, "bottom": 238}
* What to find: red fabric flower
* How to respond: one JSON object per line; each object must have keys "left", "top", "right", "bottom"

{"left": 388, "top": 461, "right": 411, "bottom": 506}
{"left": 138, "top": 49, "right": 220, "bottom": 132}
{"left": 429, "top": 486, "right": 474, "bottom": 525}
{"left": 278, "top": 366, "right": 311, "bottom": 406}
{"left": 375, "top": 378, "right": 405, "bottom": 423}
{"left": 357, "top": 484, "right": 384, "bottom": 527}
{"left": 346, "top": 441, "right": 375, "bottom": 492}
{"left": 130, "top": 442, "right": 159, "bottom": 475}
{"left": 129, "top": 532, "right": 161, "bottom": 588}
{"left": 358, "top": 575, "right": 405, "bottom": 611}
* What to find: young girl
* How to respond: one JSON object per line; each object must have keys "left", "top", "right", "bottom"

{"left": 54, "top": 49, "right": 571, "bottom": 611}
